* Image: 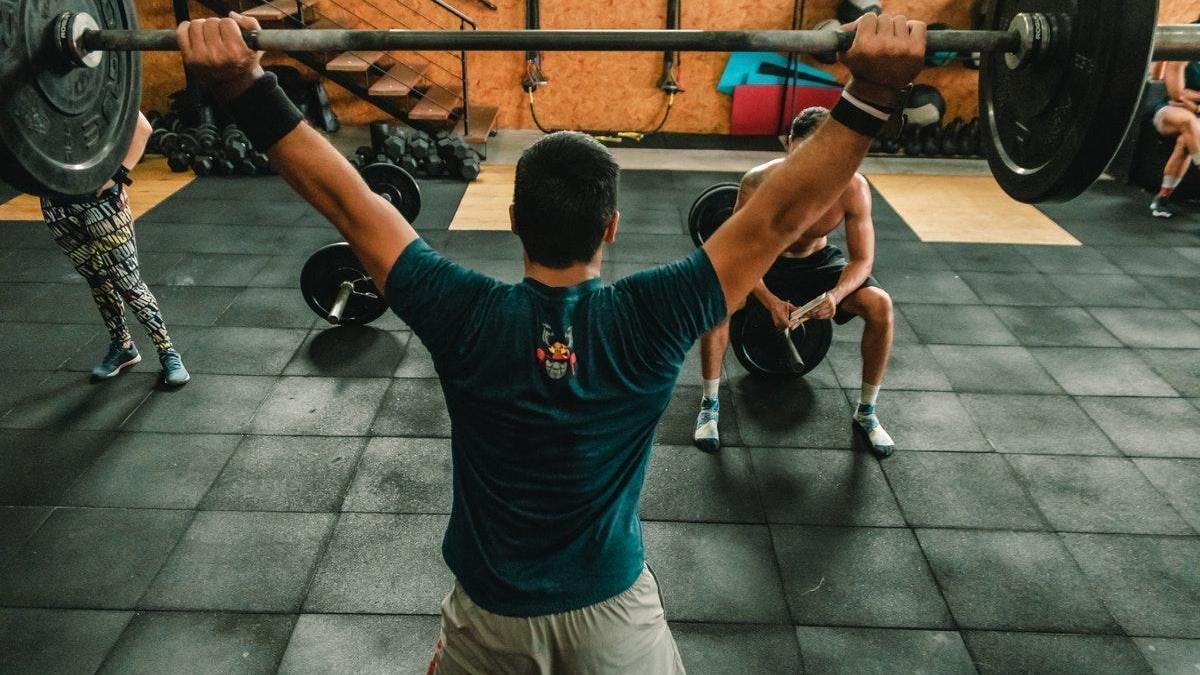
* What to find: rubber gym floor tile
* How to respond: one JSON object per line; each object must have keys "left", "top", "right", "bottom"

{"left": 0, "top": 429, "right": 116, "bottom": 505}
{"left": 794, "top": 626, "right": 977, "bottom": 675}
{"left": 1094, "top": 245, "right": 1200, "bottom": 277}
{"left": 603, "top": 233, "right": 697, "bottom": 265}
{"left": 639, "top": 446, "right": 763, "bottom": 524}
{"left": 60, "top": 433, "right": 240, "bottom": 510}
{"left": 1133, "top": 638, "right": 1200, "bottom": 675}
{"left": 284, "top": 327, "right": 408, "bottom": 378}
{"left": 1017, "top": 244, "right": 1124, "bottom": 275}
{"left": 304, "top": 513, "right": 452, "bottom": 614}
{"left": 962, "top": 631, "right": 1153, "bottom": 675}
{"left": 246, "top": 254, "right": 311, "bottom": 288}
{"left": 932, "top": 243, "right": 1039, "bottom": 273}
{"left": 1044, "top": 273, "right": 1165, "bottom": 308}
{"left": 733, "top": 381, "right": 851, "bottom": 449}
{"left": 959, "top": 271, "right": 1074, "bottom": 307}
{"left": 641, "top": 521, "right": 790, "bottom": 623}
{"left": 147, "top": 252, "right": 272, "bottom": 288}
{"left": 670, "top": 623, "right": 802, "bottom": 675}
{"left": 771, "top": 525, "right": 952, "bottom": 629}
{"left": 873, "top": 270, "right": 982, "bottom": 305}
{"left": 882, "top": 452, "right": 1048, "bottom": 530}
{"left": 135, "top": 224, "right": 292, "bottom": 255}
{"left": 1088, "top": 308, "right": 1200, "bottom": 349}
{"left": 617, "top": 204, "right": 686, "bottom": 235}
{"left": 1061, "top": 534, "right": 1200, "bottom": 638}
{"left": 844, "top": 389, "right": 990, "bottom": 453}
{"left": 0, "top": 507, "right": 190, "bottom": 608}
{"left": 123, "top": 375, "right": 276, "bottom": 434}
{"left": 250, "top": 377, "right": 389, "bottom": 436}
{"left": 141, "top": 326, "right": 305, "bottom": 376}
{"left": 97, "top": 611, "right": 296, "bottom": 675}
{"left": 1028, "top": 347, "right": 1176, "bottom": 397}
{"left": 277, "top": 227, "right": 346, "bottom": 258}
{"left": 930, "top": 345, "right": 1063, "bottom": 395}
{"left": 825, "top": 341, "right": 952, "bottom": 392}
{"left": 914, "top": 529, "right": 1119, "bottom": 633}
{"left": 0, "top": 319, "right": 99, "bottom": 367}
{"left": 1134, "top": 458, "right": 1200, "bottom": 533}
{"left": 1077, "top": 396, "right": 1200, "bottom": 458}
{"left": 166, "top": 175, "right": 300, "bottom": 202}
{"left": 142, "top": 198, "right": 316, "bottom": 227}
{"left": 869, "top": 240, "right": 953, "bottom": 271}
{"left": 0, "top": 506, "right": 51, "bottom": 568}
{"left": 900, "top": 304, "right": 1020, "bottom": 346}
{"left": 1134, "top": 274, "right": 1200, "bottom": 310}
{"left": 201, "top": 435, "right": 366, "bottom": 513}
{"left": 342, "top": 437, "right": 452, "bottom": 514}
{"left": 120, "top": 284, "right": 241, "bottom": 327}
{"left": 276, "top": 614, "right": 441, "bottom": 675}
{"left": 216, "top": 287, "right": 319, "bottom": 329}
{"left": 656, "top": 384, "right": 743, "bottom": 447}
{"left": 392, "top": 335, "right": 439, "bottom": 378}
{"left": 0, "top": 608, "right": 132, "bottom": 675}
{"left": 371, "top": 378, "right": 451, "bottom": 437}
{"left": 958, "top": 393, "right": 1118, "bottom": 455}
{"left": 0, "top": 247, "right": 85, "bottom": 284}
{"left": 0, "top": 371, "right": 155, "bottom": 431}
{"left": 990, "top": 306, "right": 1122, "bottom": 347}
{"left": 1007, "top": 455, "right": 1192, "bottom": 535}
{"left": 723, "top": 347, "right": 841, "bottom": 389}
{"left": 749, "top": 448, "right": 904, "bottom": 527}
{"left": 0, "top": 369, "right": 50, "bottom": 418}
{"left": 141, "top": 511, "right": 335, "bottom": 613}
{"left": 410, "top": 180, "right": 470, "bottom": 232}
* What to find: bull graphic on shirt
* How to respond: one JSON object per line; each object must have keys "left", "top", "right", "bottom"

{"left": 536, "top": 323, "right": 576, "bottom": 380}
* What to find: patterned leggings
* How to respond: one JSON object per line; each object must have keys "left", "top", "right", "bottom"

{"left": 40, "top": 186, "right": 173, "bottom": 352}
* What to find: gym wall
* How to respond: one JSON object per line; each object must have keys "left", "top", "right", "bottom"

{"left": 136, "top": 0, "right": 1199, "bottom": 134}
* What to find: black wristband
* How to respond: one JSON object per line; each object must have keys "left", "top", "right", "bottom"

{"left": 830, "top": 91, "right": 893, "bottom": 138}
{"left": 226, "top": 72, "right": 305, "bottom": 152}
{"left": 112, "top": 165, "right": 132, "bottom": 187}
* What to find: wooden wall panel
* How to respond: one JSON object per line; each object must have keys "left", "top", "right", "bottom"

{"left": 135, "top": 0, "right": 1199, "bottom": 133}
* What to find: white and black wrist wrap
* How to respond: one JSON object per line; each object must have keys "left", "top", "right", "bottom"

{"left": 831, "top": 90, "right": 895, "bottom": 138}
{"left": 227, "top": 73, "right": 305, "bottom": 152}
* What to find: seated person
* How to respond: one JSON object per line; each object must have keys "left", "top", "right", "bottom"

{"left": 1149, "top": 19, "right": 1200, "bottom": 219}
{"left": 694, "top": 107, "right": 896, "bottom": 458}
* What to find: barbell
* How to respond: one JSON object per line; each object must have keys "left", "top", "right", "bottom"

{"left": 0, "top": 0, "right": 1198, "bottom": 201}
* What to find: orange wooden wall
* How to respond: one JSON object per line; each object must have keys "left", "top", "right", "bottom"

{"left": 136, "top": 0, "right": 1199, "bottom": 134}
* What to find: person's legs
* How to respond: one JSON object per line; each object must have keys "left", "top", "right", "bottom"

{"left": 839, "top": 286, "right": 896, "bottom": 458}
{"left": 1151, "top": 108, "right": 1200, "bottom": 218}
{"left": 83, "top": 187, "right": 189, "bottom": 385}
{"left": 693, "top": 320, "right": 729, "bottom": 453}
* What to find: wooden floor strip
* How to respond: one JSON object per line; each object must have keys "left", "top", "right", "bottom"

{"left": 448, "top": 164, "right": 515, "bottom": 231}
{"left": 0, "top": 158, "right": 196, "bottom": 221}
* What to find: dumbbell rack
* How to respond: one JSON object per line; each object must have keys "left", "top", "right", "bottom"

{"left": 351, "top": 121, "right": 483, "bottom": 182}
{"left": 146, "top": 110, "right": 275, "bottom": 178}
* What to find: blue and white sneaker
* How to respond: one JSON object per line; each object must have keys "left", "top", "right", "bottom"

{"left": 159, "top": 348, "right": 190, "bottom": 387}
{"left": 853, "top": 404, "right": 896, "bottom": 458}
{"left": 693, "top": 396, "right": 721, "bottom": 453}
{"left": 91, "top": 341, "right": 141, "bottom": 380}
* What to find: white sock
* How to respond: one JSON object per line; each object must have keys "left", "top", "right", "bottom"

{"left": 859, "top": 382, "right": 880, "bottom": 409}
{"left": 1163, "top": 175, "right": 1183, "bottom": 190}
{"left": 1193, "top": 153, "right": 1200, "bottom": 167}
{"left": 702, "top": 378, "right": 720, "bottom": 399}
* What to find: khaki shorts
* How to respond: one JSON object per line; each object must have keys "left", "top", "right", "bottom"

{"left": 428, "top": 565, "right": 685, "bottom": 675}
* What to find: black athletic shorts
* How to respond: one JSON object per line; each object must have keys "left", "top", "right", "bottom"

{"left": 762, "top": 245, "right": 882, "bottom": 325}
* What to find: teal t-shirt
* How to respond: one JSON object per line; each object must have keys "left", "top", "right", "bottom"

{"left": 386, "top": 239, "right": 726, "bottom": 617}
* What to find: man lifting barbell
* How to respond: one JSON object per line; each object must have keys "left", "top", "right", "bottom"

{"left": 1149, "top": 15, "right": 1200, "bottom": 219}
{"left": 694, "top": 107, "right": 896, "bottom": 459}
{"left": 177, "top": 10, "right": 925, "bottom": 672}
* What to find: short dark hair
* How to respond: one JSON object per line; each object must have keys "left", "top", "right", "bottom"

{"left": 789, "top": 107, "right": 830, "bottom": 142}
{"left": 513, "top": 132, "right": 619, "bottom": 268}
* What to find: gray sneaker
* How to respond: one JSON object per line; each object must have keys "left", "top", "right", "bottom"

{"left": 92, "top": 341, "right": 141, "bottom": 380}
{"left": 159, "top": 349, "right": 190, "bottom": 387}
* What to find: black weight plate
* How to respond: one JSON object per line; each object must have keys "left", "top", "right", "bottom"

{"left": 300, "top": 242, "right": 388, "bottom": 326}
{"left": 0, "top": 0, "right": 141, "bottom": 197}
{"left": 980, "top": 0, "right": 1157, "bottom": 203}
{"left": 730, "top": 297, "right": 833, "bottom": 377}
{"left": 687, "top": 183, "right": 739, "bottom": 248}
{"left": 360, "top": 162, "right": 422, "bottom": 223}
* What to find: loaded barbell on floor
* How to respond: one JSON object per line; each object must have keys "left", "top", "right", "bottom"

{"left": 687, "top": 185, "right": 835, "bottom": 377}
{"left": 1, "top": 1, "right": 1198, "bottom": 201}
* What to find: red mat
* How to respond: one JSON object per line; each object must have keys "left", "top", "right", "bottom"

{"left": 731, "top": 84, "right": 844, "bottom": 135}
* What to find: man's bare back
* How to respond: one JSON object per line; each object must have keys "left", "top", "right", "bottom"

{"left": 739, "top": 158, "right": 870, "bottom": 258}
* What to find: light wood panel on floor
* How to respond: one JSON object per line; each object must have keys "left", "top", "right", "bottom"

{"left": 0, "top": 158, "right": 196, "bottom": 221}
{"left": 449, "top": 164, "right": 516, "bottom": 231}
{"left": 866, "top": 174, "right": 1081, "bottom": 245}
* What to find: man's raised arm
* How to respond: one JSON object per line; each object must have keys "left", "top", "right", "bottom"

{"left": 177, "top": 13, "right": 417, "bottom": 290}
{"left": 703, "top": 14, "right": 925, "bottom": 312}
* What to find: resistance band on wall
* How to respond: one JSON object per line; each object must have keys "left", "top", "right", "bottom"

{"left": 522, "top": 0, "right": 680, "bottom": 140}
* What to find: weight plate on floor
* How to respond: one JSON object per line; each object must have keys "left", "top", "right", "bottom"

{"left": 980, "top": 0, "right": 1157, "bottom": 203}
{"left": 0, "top": 0, "right": 142, "bottom": 197}
{"left": 300, "top": 242, "right": 388, "bottom": 326}
{"left": 730, "top": 297, "right": 833, "bottom": 377}
{"left": 360, "top": 162, "right": 422, "bottom": 222}
{"left": 687, "top": 183, "right": 739, "bottom": 247}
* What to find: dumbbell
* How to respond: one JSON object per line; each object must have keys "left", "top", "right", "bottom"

{"left": 408, "top": 136, "right": 432, "bottom": 160}
{"left": 158, "top": 132, "right": 181, "bottom": 154}
{"left": 399, "top": 155, "right": 420, "bottom": 175}
{"left": 355, "top": 145, "right": 375, "bottom": 165}
{"left": 191, "top": 154, "right": 215, "bottom": 177}
{"left": 424, "top": 155, "right": 446, "bottom": 177}
{"left": 902, "top": 128, "right": 922, "bottom": 156}
{"left": 383, "top": 135, "right": 407, "bottom": 163}
{"left": 193, "top": 125, "right": 219, "bottom": 153}
{"left": 168, "top": 151, "right": 192, "bottom": 173}
{"left": 145, "top": 110, "right": 162, "bottom": 128}
{"left": 920, "top": 124, "right": 944, "bottom": 157}
{"left": 250, "top": 152, "right": 272, "bottom": 175}
{"left": 940, "top": 118, "right": 964, "bottom": 156}
{"left": 438, "top": 137, "right": 470, "bottom": 160}
{"left": 224, "top": 136, "right": 250, "bottom": 162}
{"left": 213, "top": 158, "right": 236, "bottom": 176}
{"left": 459, "top": 156, "right": 481, "bottom": 181}
{"left": 237, "top": 157, "right": 258, "bottom": 176}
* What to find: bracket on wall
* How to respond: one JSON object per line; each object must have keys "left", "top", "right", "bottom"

{"left": 657, "top": 0, "right": 684, "bottom": 94}
{"left": 521, "top": 0, "right": 548, "bottom": 92}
